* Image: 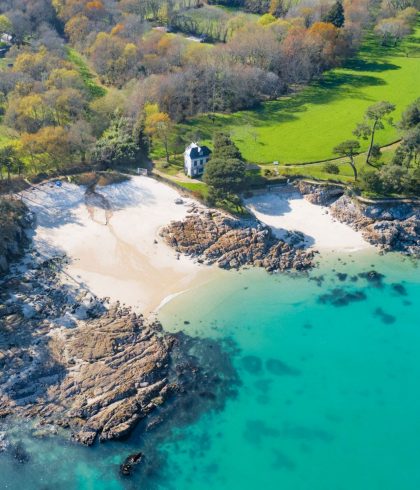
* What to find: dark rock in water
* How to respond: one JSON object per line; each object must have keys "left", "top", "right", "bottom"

{"left": 120, "top": 452, "right": 144, "bottom": 476}
{"left": 391, "top": 283, "right": 407, "bottom": 296}
{"left": 358, "top": 271, "right": 385, "bottom": 288}
{"left": 309, "top": 275, "right": 325, "bottom": 287}
{"left": 318, "top": 288, "right": 367, "bottom": 307}
{"left": 303, "top": 323, "right": 313, "bottom": 329}
{"left": 266, "top": 358, "right": 301, "bottom": 376}
{"left": 272, "top": 449, "right": 296, "bottom": 470}
{"left": 11, "top": 442, "right": 30, "bottom": 464}
{"left": 374, "top": 308, "right": 396, "bottom": 325}
{"left": 241, "top": 355, "right": 263, "bottom": 375}
{"left": 336, "top": 273, "right": 348, "bottom": 282}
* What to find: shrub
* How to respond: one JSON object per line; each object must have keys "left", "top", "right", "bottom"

{"left": 323, "top": 162, "right": 340, "bottom": 174}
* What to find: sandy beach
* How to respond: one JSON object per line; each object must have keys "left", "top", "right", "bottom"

{"left": 20, "top": 176, "right": 218, "bottom": 315}
{"left": 19, "top": 177, "right": 371, "bottom": 315}
{"left": 245, "top": 189, "right": 371, "bottom": 252}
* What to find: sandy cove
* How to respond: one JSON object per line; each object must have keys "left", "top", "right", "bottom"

{"left": 20, "top": 176, "right": 220, "bottom": 315}
{"left": 245, "top": 188, "right": 371, "bottom": 253}
{"left": 19, "top": 176, "right": 372, "bottom": 315}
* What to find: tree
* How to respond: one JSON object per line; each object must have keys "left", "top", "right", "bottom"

{"left": 144, "top": 108, "right": 173, "bottom": 164}
{"left": 93, "top": 117, "right": 137, "bottom": 167}
{"left": 333, "top": 140, "right": 360, "bottom": 180}
{"left": 374, "top": 17, "right": 411, "bottom": 46}
{"left": 323, "top": 1, "right": 345, "bottom": 28}
{"left": 0, "top": 145, "right": 22, "bottom": 181}
{"left": 204, "top": 157, "right": 247, "bottom": 201}
{"left": 20, "top": 126, "right": 72, "bottom": 172}
{"left": 353, "top": 101, "right": 395, "bottom": 166}
{"left": 0, "top": 15, "right": 13, "bottom": 35}
{"left": 212, "top": 132, "right": 242, "bottom": 160}
{"left": 399, "top": 97, "right": 420, "bottom": 131}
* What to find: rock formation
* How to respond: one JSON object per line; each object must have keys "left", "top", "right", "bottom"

{"left": 160, "top": 206, "right": 315, "bottom": 272}
{"left": 0, "top": 198, "right": 33, "bottom": 275}
{"left": 0, "top": 255, "right": 238, "bottom": 446}
{"left": 297, "top": 182, "right": 419, "bottom": 255}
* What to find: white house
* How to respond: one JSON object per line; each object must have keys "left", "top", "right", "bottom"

{"left": 184, "top": 143, "right": 211, "bottom": 177}
{"left": 0, "top": 33, "right": 12, "bottom": 44}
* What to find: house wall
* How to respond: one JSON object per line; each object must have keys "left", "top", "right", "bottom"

{"left": 185, "top": 156, "right": 209, "bottom": 177}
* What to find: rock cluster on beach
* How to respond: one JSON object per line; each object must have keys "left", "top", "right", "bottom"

{"left": 297, "top": 182, "right": 419, "bottom": 255}
{"left": 0, "top": 253, "right": 237, "bottom": 447}
{"left": 160, "top": 206, "right": 315, "bottom": 272}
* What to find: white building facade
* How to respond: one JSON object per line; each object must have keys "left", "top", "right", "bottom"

{"left": 184, "top": 143, "right": 211, "bottom": 177}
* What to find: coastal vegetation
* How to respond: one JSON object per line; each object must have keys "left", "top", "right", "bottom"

{"left": 0, "top": 0, "right": 418, "bottom": 203}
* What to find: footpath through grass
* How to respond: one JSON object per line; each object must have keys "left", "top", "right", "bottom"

{"left": 181, "top": 25, "right": 420, "bottom": 164}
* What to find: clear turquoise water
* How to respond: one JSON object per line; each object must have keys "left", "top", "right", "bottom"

{"left": 1, "top": 250, "right": 419, "bottom": 490}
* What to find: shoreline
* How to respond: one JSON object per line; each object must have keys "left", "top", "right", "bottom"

{"left": 19, "top": 176, "right": 218, "bottom": 316}
{"left": 16, "top": 176, "right": 382, "bottom": 315}
{"left": 245, "top": 188, "right": 372, "bottom": 253}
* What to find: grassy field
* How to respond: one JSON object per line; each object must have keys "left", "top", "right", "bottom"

{"left": 67, "top": 48, "right": 107, "bottom": 99}
{"left": 180, "top": 25, "right": 420, "bottom": 164}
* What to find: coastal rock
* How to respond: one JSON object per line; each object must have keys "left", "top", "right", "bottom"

{"left": 296, "top": 181, "right": 344, "bottom": 206}
{"left": 298, "top": 184, "right": 419, "bottom": 256}
{"left": 160, "top": 208, "right": 314, "bottom": 272}
{"left": 0, "top": 199, "right": 33, "bottom": 275}
{"left": 0, "top": 255, "right": 238, "bottom": 447}
{"left": 329, "top": 195, "right": 419, "bottom": 255}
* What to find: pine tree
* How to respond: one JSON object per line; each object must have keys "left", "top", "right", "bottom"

{"left": 323, "top": 1, "right": 345, "bottom": 28}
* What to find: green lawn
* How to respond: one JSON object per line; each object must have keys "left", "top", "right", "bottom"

{"left": 261, "top": 147, "right": 396, "bottom": 183}
{"left": 180, "top": 25, "right": 420, "bottom": 164}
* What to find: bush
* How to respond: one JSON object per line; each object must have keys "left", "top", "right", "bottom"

{"left": 323, "top": 162, "right": 340, "bottom": 174}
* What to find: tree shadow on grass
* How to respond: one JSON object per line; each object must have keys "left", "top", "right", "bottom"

{"left": 343, "top": 59, "right": 400, "bottom": 73}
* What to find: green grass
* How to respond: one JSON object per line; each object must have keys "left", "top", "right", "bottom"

{"left": 0, "top": 124, "right": 18, "bottom": 148}
{"left": 261, "top": 147, "right": 396, "bottom": 183}
{"left": 180, "top": 24, "right": 420, "bottom": 164}
{"left": 67, "top": 48, "right": 107, "bottom": 99}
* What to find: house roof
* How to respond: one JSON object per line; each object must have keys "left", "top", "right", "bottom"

{"left": 186, "top": 143, "right": 211, "bottom": 159}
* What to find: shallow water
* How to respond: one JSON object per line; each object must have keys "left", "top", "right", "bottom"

{"left": 1, "top": 250, "right": 419, "bottom": 489}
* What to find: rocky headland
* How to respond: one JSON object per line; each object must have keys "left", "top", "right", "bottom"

{"left": 297, "top": 182, "right": 419, "bottom": 256}
{"left": 0, "top": 249, "right": 238, "bottom": 452}
{"left": 160, "top": 205, "right": 315, "bottom": 272}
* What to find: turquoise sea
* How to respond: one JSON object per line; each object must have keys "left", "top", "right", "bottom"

{"left": 1, "top": 250, "right": 419, "bottom": 489}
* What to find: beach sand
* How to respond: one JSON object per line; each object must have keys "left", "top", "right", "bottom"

{"left": 245, "top": 190, "right": 371, "bottom": 252}
{"left": 20, "top": 176, "right": 217, "bottom": 315}
{"left": 20, "top": 177, "right": 370, "bottom": 315}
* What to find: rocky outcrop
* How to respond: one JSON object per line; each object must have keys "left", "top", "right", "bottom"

{"left": 296, "top": 181, "right": 344, "bottom": 205}
{"left": 160, "top": 207, "right": 314, "bottom": 272}
{"left": 0, "top": 199, "right": 33, "bottom": 275}
{"left": 0, "top": 254, "right": 238, "bottom": 446}
{"left": 329, "top": 195, "right": 419, "bottom": 255}
{"left": 298, "top": 182, "right": 419, "bottom": 256}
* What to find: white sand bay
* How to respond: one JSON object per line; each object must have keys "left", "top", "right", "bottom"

{"left": 246, "top": 190, "right": 371, "bottom": 252}
{"left": 20, "top": 178, "right": 370, "bottom": 314}
{"left": 21, "top": 176, "right": 217, "bottom": 314}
